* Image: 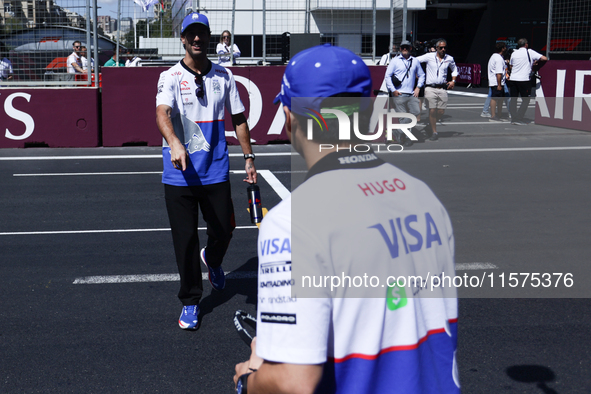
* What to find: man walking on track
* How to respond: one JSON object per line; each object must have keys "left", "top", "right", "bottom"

{"left": 233, "top": 44, "right": 459, "bottom": 394}
{"left": 417, "top": 38, "right": 458, "bottom": 141}
{"left": 156, "top": 13, "right": 257, "bottom": 330}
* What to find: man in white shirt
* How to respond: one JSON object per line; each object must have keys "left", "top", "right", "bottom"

{"left": 508, "top": 38, "right": 547, "bottom": 125}
{"left": 487, "top": 42, "right": 508, "bottom": 122}
{"left": 416, "top": 38, "right": 458, "bottom": 141}
{"left": 233, "top": 44, "right": 459, "bottom": 394}
{"left": 80, "top": 46, "right": 94, "bottom": 72}
{"left": 377, "top": 44, "right": 398, "bottom": 66}
{"left": 67, "top": 41, "right": 83, "bottom": 74}
{"left": 385, "top": 40, "right": 425, "bottom": 146}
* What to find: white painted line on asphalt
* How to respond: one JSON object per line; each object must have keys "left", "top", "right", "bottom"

{"left": 394, "top": 146, "right": 591, "bottom": 154}
{"left": 456, "top": 263, "right": 498, "bottom": 270}
{"left": 0, "top": 225, "right": 258, "bottom": 236}
{"left": 73, "top": 263, "right": 497, "bottom": 284}
{"left": 14, "top": 171, "right": 164, "bottom": 177}
{"left": 13, "top": 169, "right": 279, "bottom": 177}
{"left": 73, "top": 271, "right": 257, "bottom": 284}
{"left": 0, "top": 152, "right": 295, "bottom": 161}
{"left": 258, "top": 169, "right": 291, "bottom": 200}
{"left": 447, "top": 91, "right": 488, "bottom": 98}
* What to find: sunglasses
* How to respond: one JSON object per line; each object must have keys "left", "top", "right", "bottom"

{"left": 195, "top": 74, "right": 204, "bottom": 98}
{"left": 222, "top": 36, "right": 230, "bottom": 38}
{"left": 74, "top": 46, "right": 81, "bottom": 48}
{"left": 401, "top": 46, "right": 411, "bottom": 50}
{"left": 438, "top": 46, "right": 447, "bottom": 50}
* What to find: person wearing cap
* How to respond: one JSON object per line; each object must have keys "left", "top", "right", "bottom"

{"left": 385, "top": 40, "right": 425, "bottom": 147}
{"left": 216, "top": 30, "right": 241, "bottom": 66}
{"left": 416, "top": 38, "right": 458, "bottom": 141}
{"left": 155, "top": 12, "right": 257, "bottom": 331}
{"left": 233, "top": 44, "right": 459, "bottom": 394}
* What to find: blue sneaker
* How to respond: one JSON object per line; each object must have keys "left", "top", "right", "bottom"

{"left": 201, "top": 247, "right": 225, "bottom": 291}
{"left": 179, "top": 305, "right": 199, "bottom": 330}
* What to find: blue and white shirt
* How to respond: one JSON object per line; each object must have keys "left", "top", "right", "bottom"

{"left": 385, "top": 55, "right": 425, "bottom": 94}
{"left": 156, "top": 60, "right": 245, "bottom": 186}
{"left": 256, "top": 151, "right": 460, "bottom": 394}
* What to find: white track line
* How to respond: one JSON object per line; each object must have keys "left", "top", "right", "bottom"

{"left": 73, "top": 271, "right": 258, "bottom": 284}
{"left": 0, "top": 226, "right": 257, "bottom": 236}
{"left": 72, "top": 263, "right": 498, "bottom": 284}
{"left": 0, "top": 152, "right": 295, "bottom": 161}
{"left": 258, "top": 170, "right": 291, "bottom": 200}
{"left": 447, "top": 91, "right": 488, "bottom": 98}
{"left": 397, "top": 146, "right": 591, "bottom": 154}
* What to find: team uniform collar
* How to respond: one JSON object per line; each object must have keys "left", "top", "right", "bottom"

{"left": 180, "top": 58, "right": 212, "bottom": 77}
{"left": 306, "top": 149, "right": 385, "bottom": 180}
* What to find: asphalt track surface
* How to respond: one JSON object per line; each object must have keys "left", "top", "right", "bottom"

{"left": 2, "top": 91, "right": 591, "bottom": 393}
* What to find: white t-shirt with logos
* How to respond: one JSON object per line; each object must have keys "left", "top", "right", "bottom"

{"left": 156, "top": 60, "right": 245, "bottom": 186}
{"left": 488, "top": 53, "right": 506, "bottom": 87}
{"left": 256, "top": 150, "right": 459, "bottom": 393}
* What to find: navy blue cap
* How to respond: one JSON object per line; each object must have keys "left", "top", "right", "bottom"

{"left": 273, "top": 44, "right": 372, "bottom": 115}
{"left": 181, "top": 13, "right": 210, "bottom": 35}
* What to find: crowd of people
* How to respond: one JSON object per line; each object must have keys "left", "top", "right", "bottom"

{"left": 380, "top": 36, "right": 547, "bottom": 144}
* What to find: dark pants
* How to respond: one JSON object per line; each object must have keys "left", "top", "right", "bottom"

{"left": 508, "top": 80, "right": 531, "bottom": 122}
{"left": 164, "top": 182, "right": 235, "bottom": 305}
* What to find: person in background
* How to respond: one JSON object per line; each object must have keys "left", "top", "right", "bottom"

{"left": 377, "top": 44, "right": 398, "bottom": 66}
{"left": 104, "top": 47, "right": 125, "bottom": 67}
{"left": 0, "top": 50, "right": 14, "bottom": 83}
{"left": 67, "top": 41, "right": 84, "bottom": 74}
{"left": 125, "top": 49, "right": 142, "bottom": 67}
{"left": 80, "top": 46, "right": 94, "bottom": 72}
{"left": 216, "top": 30, "right": 241, "bottom": 66}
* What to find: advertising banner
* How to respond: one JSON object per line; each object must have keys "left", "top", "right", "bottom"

{"left": 0, "top": 88, "right": 99, "bottom": 148}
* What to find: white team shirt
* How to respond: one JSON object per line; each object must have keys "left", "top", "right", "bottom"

{"left": 156, "top": 60, "right": 245, "bottom": 186}
{"left": 256, "top": 151, "right": 459, "bottom": 393}
{"left": 416, "top": 52, "right": 458, "bottom": 85}
{"left": 67, "top": 52, "right": 81, "bottom": 74}
{"left": 385, "top": 55, "right": 425, "bottom": 94}
{"left": 488, "top": 53, "right": 506, "bottom": 87}
{"left": 0, "top": 57, "right": 13, "bottom": 81}
{"left": 510, "top": 47, "right": 543, "bottom": 81}
{"left": 216, "top": 43, "right": 241, "bottom": 66}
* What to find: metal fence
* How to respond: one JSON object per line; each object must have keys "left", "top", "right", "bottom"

{"left": 0, "top": 0, "right": 415, "bottom": 85}
{"left": 547, "top": 0, "right": 591, "bottom": 57}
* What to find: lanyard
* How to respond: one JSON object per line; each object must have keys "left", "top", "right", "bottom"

{"left": 436, "top": 54, "right": 445, "bottom": 78}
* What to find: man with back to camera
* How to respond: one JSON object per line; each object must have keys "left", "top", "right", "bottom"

{"left": 156, "top": 13, "right": 257, "bottom": 330}
{"left": 416, "top": 38, "right": 458, "bottom": 141}
{"left": 385, "top": 40, "right": 425, "bottom": 146}
{"left": 233, "top": 44, "right": 459, "bottom": 394}
{"left": 508, "top": 38, "right": 547, "bottom": 125}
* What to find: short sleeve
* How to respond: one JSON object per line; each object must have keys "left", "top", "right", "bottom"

{"left": 156, "top": 70, "right": 175, "bottom": 109}
{"left": 224, "top": 69, "right": 245, "bottom": 115}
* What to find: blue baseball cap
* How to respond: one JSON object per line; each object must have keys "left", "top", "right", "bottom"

{"left": 273, "top": 44, "right": 372, "bottom": 115}
{"left": 181, "top": 13, "right": 210, "bottom": 35}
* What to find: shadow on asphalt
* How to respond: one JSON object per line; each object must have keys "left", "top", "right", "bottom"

{"left": 506, "top": 365, "right": 559, "bottom": 394}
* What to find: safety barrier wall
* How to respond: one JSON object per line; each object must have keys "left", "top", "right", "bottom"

{"left": 535, "top": 61, "right": 591, "bottom": 132}
{"left": 456, "top": 63, "right": 481, "bottom": 86}
{"left": 0, "top": 88, "right": 99, "bottom": 148}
